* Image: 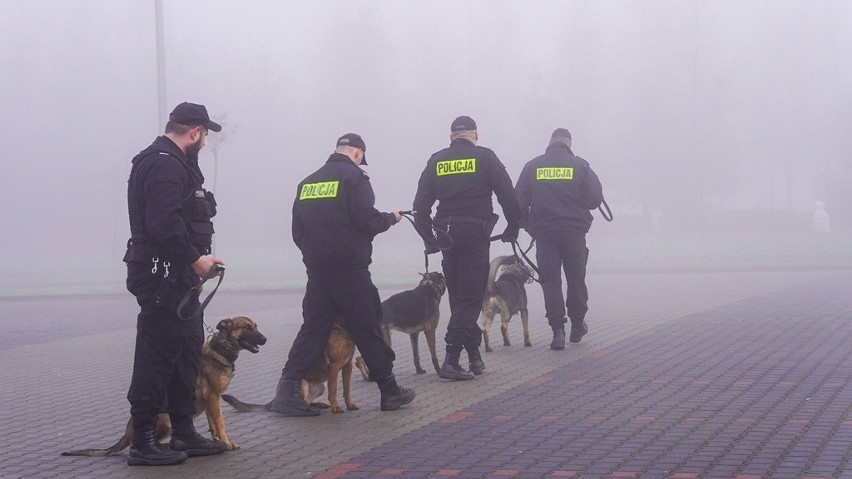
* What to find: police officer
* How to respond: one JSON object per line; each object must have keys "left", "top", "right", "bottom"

{"left": 514, "top": 128, "right": 603, "bottom": 350}
{"left": 265, "top": 133, "right": 415, "bottom": 415}
{"left": 413, "top": 116, "right": 521, "bottom": 381}
{"left": 123, "top": 102, "right": 227, "bottom": 465}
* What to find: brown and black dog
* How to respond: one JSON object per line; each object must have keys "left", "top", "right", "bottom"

{"left": 481, "top": 256, "right": 532, "bottom": 352}
{"left": 61, "top": 316, "right": 267, "bottom": 456}
{"left": 223, "top": 320, "right": 359, "bottom": 413}
{"left": 375, "top": 272, "right": 446, "bottom": 375}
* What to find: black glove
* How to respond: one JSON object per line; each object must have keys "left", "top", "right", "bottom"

{"left": 424, "top": 238, "right": 441, "bottom": 255}
{"left": 500, "top": 225, "right": 519, "bottom": 243}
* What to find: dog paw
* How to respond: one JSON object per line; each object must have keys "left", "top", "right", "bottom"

{"left": 524, "top": 341, "right": 532, "bottom": 347}
{"left": 331, "top": 406, "right": 345, "bottom": 413}
{"left": 416, "top": 368, "right": 426, "bottom": 374}
{"left": 226, "top": 442, "right": 240, "bottom": 451}
{"left": 346, "top": 402, "right": 359, "bottom": 411}
{"left": 311, "top": 402, "right": 330, "bottom": 409}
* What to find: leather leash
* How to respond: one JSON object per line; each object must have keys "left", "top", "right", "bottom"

{"left": 177, "top": 263, "right": 225, "bottom": 322}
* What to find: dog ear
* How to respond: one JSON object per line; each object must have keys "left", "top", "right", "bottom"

{"left": 216, "top": 318, "right": 233, "bottom": 332}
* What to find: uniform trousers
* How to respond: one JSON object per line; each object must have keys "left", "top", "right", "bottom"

{"left": 535, "top": 230, "right": 589, "bottom": 328}
{"left": 439, "top": 221, "right": 490, "bottom": 355}
{"left": 127, "top": 270, "right": 203, "bottom": 429}
{"left": 283, "top": 269, "right": 395, "bottom": 381}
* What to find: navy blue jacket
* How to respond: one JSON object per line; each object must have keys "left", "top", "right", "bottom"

{"left": 515, "top": 143, "right": 603, "bottom": 236}
{"left": 125, "top": 136, "right": 212, "bottom": 268}
{"left": 292, "top": 153, "right": 395, "bottom": 272}
{"left": 412, "top": 138, "right": 520, "bottom": 239}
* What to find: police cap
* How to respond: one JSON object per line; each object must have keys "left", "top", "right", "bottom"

{"left": 551, "top": 128, "right": 572, "bottom": 141}
{"left": 450, "top": 116, "right": 477, "bottom": 132}
{"left": 169, "top": 102, "right": 222, "bottom": 132}
{"left": 336, "top": 133, "right": 367, "bottom": 165}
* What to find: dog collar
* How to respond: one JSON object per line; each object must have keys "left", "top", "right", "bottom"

{"left": 209, "top": 335, "right": 239, "bottom": 365}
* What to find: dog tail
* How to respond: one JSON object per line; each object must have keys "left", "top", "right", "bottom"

{"left": 221, "top": 394, "right": 268, "bottom": 412}
{"left": 61, "top": 434, "right": 130, "bottom": 457}
{"left": 486, "top": 255, "right": 515, "bottom": 295}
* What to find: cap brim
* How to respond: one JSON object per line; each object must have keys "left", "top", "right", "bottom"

{"left": 361, "top": 154, "right": 368, "bottom": 165}
{"left": 205, "top": 120, "right": 222, "bottom": 132}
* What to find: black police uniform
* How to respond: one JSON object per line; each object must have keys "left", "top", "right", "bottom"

{"left": 124, "top": 135, "right": 216, "bottom": 430}
{"left": 413, "top": 138, "right": 521, "bottom": 360}
{"left": 284, "top": 153, "right": 397, "bottom": 382}
{"left": 514, "top": 142, "right": 603, "bottom": 331}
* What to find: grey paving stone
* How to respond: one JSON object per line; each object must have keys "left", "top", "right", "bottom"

{"left": 2, "top": 270, "right": 850, "bottom": 478}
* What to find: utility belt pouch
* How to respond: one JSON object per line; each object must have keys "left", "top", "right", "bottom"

{"left": 483, "top": 213, "right": 500, "bottom": 239}
{"left": 183, "top": 188, "right": 216, "bottom": 254}
{"left": 154, "top": 274, "right": 199, "bottom": 319}
{"left": 153, "top": 273, "right": 183, "bottom": 312}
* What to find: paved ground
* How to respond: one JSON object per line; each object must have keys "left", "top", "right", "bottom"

{"left": 1, "top": 270, "right": 851, "bottom": 479}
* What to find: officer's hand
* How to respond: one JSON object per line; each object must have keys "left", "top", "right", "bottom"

{"left": 500, "top": 226, "right": 519, "bottom": 244}
{"left": 192, "top": 255, "right": 224, "bottom": 279}
{"left": 391, "top": 209, "right": 402, "bottom": 223}
{"left": 424, "top": 239, "right": 441, "bottom": 255}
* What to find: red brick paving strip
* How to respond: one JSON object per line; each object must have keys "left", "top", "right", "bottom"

{"left": 314, "top": 462, "right": 364, "bottom": 479}
{"left": 437, "top": 411, "right": 474, "bottom": 424}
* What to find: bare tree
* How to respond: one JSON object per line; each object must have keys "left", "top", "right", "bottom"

{"left": 207, "top": 112, "right": 240, "bottom": 195}
{"left": 205, "top": 113, "right": 239, "bottom": 255}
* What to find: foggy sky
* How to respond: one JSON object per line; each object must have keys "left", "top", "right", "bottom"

{"left": 1, "top": 1, "right": 850, "bottom": 294}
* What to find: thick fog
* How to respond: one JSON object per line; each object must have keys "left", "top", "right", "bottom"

{"left": 2, "top": 1, "right": 851, "bottom": 295}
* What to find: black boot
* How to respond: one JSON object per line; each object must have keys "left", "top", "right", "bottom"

{"left": 265, "top": 374, "right": 319, "bottom": 416}
{"left": 569, "top": 320, "right": 588, "bottom": 344}
{"left": 467, "top": 348, "right": 485, "bottom": 375}
{"left": 169, "top": 416, "right": 227, "bottom": 457}
{"left": 438, "top": 349, "right": 475, "bottom": 381}
{"left": 550, "top": 324, "right": 566, "bottom": 350}
{"left": 377, "top": 374, "right": 416, "bottom": 411}
{"left": 127, "top": 424, "right": 187, "bottom": 466}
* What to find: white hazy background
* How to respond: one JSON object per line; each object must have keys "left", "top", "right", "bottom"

{"left": 2, "top": 1, "right": 851, "bottom": 296}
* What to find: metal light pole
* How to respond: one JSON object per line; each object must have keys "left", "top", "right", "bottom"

{"left": 155, "top": 0, "right": 167, "bottom": 132}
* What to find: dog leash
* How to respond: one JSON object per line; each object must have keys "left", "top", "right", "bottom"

{"left": 177, "top": 263, "right": 226, "bottom": 322}
{"left": 510, "top": 238, "right": 541, "bottom": 284}
{"left": 508, "top": 196, "right": 611, "bottom": 283}
{"left": 509, "top": 197, "right": 611, "bottom": 282}
{"left": 399, "top": 210, "right": 455, "bottom": 273}
{"left": 399, "top": 210, "right": 454, "bottom": 251}
{"left": 598, "top": 198, "right": 614, "bottom": 222}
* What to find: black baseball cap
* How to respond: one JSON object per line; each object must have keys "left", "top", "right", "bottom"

{"left": 450, "top": 115, "right": 477, "bottom": 132}
{"left": 169, "top": 102, "right": 222, "bottom": 132}
{"left": 336, "top": 133, "right": 367, "bottom": 165}
{"left": 551, "top": 128, "right": 572, "bottom": 140}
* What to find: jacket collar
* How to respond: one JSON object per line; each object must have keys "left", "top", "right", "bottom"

{"left": 152, "top": 135, "right": 188, "bottom": 160}
{"left": 546, "top": 143, "right": 574, "bottom": 156}
{"left": 450, "top": 138, "right": 475, "bottom": 147}
{"left": 135, "top": 136, "right": 205, "bottom": 183}
{"left": 327, "top": 152, "right": 358, "bottom": 166}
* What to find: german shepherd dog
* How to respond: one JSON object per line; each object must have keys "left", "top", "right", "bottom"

{"left": 223, "top": 321, "right": 359, "bottom": 413}
{"left": 378, "top": 272, "right": 447, "bottom": 374}
{"left": 481, "top": 256, "right": 532, "bottom": 352}
{"left": 61, "top": 316, "right": 267, "bottom": 455}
